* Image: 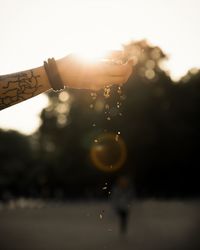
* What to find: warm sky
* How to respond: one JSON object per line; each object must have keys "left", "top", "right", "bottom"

{"left": 0, "top": 0, "right": 200, "bottom": 135}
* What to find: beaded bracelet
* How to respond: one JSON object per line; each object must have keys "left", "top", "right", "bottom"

{"left": 44, "top": 58, "right": 65, "bottom": 92}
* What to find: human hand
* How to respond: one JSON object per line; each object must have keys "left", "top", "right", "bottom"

{"left": 56, "top": 51, "right": 133, "bottom": 91}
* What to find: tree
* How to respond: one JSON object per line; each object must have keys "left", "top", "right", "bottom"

{"left": 0, "top": 130, "right": 33, "bottom": 197}
{"left": 2, "top": 40, "right": 199, "bottom": 199}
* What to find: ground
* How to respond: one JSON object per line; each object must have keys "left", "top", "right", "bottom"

{"left": 0, "top": 200, "right": 199, "bottom": 250}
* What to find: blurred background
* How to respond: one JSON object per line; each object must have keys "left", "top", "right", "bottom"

{"left": 0, "top": 0, "right": 200, "bottom": 249}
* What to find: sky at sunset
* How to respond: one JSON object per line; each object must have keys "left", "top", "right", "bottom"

{"left": 0, "top": 0, "right": 200, "bottom": 134}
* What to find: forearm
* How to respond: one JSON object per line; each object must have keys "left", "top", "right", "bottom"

{"left": 0, "top": 52, "right": 133, "bottom": 110}
{"left": 0, "top": 66, "right": 51, "bottom": 110}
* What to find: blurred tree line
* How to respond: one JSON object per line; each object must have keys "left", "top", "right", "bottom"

{"left": 0, "top": 40, "right": 200, "bottom": 200}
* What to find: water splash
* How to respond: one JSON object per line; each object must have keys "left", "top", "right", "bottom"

{"left": 104, "top": 86, "right": 111, "bottom": 98}
{"left": 117, "top": 86, "right": 122, "bottom": 95}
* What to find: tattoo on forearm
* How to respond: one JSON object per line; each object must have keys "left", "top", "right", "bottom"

{"left": 0, "top": 70, "right": 42, "bottom": 110}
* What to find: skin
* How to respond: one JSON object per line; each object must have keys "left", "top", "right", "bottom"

{"left": 0, "top": 51, "right": 133, "bottom": 110}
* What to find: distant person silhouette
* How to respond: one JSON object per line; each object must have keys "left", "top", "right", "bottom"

{"left": 111, "top": 175, "right": 133, "bottom": 234}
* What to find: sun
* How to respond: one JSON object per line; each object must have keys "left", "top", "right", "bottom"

{"left": 73, "top": 47, "right": 107, "bottom": 63}
{"left": 71, "top": 41, "right": 123, "bottom": 64}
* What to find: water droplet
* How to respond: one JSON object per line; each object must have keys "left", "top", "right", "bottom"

{"left": 117, "top": 86, "right": 122, "bottom": 95}
{"left": 119, "top": 113, "right": 122, "bottom": 116}
{"left": 94, "top": 139, "right": 98, "bottom": 143}
{"left": 102, "top": 186, "right": 107, "bottom": 190}
{"left": 100, "top": 214, "right": 103, "bottom": 219}
{"left": 116, "top": 102, "right": 121, "bottom": 109}
{"left": 115, "top": 134, "right": 119, "bottom": 142}
{"left": 92, "top": 123, "right": 96, "bottom": 127}
{"left": 117, "top": 131, "right": 121, "bottom": 135}
{"left": 107, "top": 117, "right": 111, "bottom": 121}
{"left": 90, "top": 104, "right": 94, "bottom": 109}
{"left": 104, "top": 86, "right": 111, "bottom": 98}
{"left": 105, "top": 104, "right": 109, "bottom": 110}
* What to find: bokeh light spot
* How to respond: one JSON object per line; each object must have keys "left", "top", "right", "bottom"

{"left": 59, "top": 91, "right": 70, "bottom": 102}
{"left": 145, "top": 69, "right": 155, "bottom": 79}
{"left": 90, "top": 133, "right": 127, "bottom": 172}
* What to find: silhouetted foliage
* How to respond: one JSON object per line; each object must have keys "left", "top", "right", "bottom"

{"left": 0, "top": 130, "right": 33, "bottom": 198}
{"left": 1, "top": 40, "right": 200, "bottom": 199}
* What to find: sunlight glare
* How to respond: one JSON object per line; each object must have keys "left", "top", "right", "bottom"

{"left": 73, "top": 46, "right": 107, "bottom": 63}
{"left": 0, "top": 0, "right": 200, "bottom": 135}
{"left": 71, "top": 41, "right": 123, "bottom": 64}
{"left": 0, "top": 94, "right": 49, "bottom": 135}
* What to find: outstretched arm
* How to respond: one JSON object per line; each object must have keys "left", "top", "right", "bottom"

{"left": 0, "top": 52, "right": 133, "bottom": 110}
{"left": 0, "top": 66, "right": 50, "bottom": 110}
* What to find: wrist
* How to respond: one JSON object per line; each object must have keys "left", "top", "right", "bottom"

{"left": 44, "top": 58, "right": 65, "bottom": 91}
{"left": 56, "top": 57, "right": 70, "bottom": 87}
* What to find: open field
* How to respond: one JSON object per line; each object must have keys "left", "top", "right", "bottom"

{"left": 0, "top": 200, "right": 200, "bottom": 250}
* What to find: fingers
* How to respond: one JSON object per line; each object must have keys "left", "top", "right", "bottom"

{"left": 105, "top": 68, "right": 132, "bottom": 84}
{"left": 103, "top": 50, "right": 124, "bottom": 60}
{"left": 91, "top": 60, "right": 133, "bottom": 90}
{"left": 60, "top": 53, "right": 133, "bottom": 90}
{"left": 99, "top": 62, "right": 131, "bottom": 77}
{"left": 93, "top": 67, "right": 132, "bottom": 90}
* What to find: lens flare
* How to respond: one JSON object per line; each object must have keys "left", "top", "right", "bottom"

{"left": 73, "top": 47, "right": 109, "bottom": 63}
{"left": 90, "top": 133, "right": 127, "bottom": 172}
